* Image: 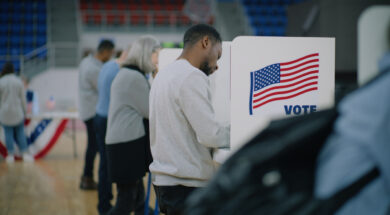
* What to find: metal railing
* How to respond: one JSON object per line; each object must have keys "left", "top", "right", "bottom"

{"left": 48, "top": 42, "right": 80, "bottom": 68}
{"left": 0, "top": 45, "right": 48, "bottom": 78}
{"left": 0, "top": 42, "right": 80, "bottom": 79}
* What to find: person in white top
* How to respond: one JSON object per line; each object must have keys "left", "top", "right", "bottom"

{"left": 0, "top": 62, "right": 34, "bottom": 163}
{"left": 149, "top": 24, "right": 230, "bottom": 215}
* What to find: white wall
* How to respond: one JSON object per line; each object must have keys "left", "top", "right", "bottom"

{"left": 28, "top": 68, "right": 79, "bottom": 113}
{"left": 358, "top": 6, "right": 390, "bottom": 85}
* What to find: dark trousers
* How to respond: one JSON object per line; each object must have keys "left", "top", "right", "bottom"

{"left": 154, "top": 185, "right": 196, "bottom": 215}
{"left": 108, "top": 180, "right": 146, "bottom": 215}
{"left": 82, "top": 117, "right": 98, "bottom": 177}
{"left": 94, "top": 115, "right": 113, "bottom": 214}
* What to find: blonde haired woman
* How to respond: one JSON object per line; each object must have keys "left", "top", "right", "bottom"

{"left": 105, "top": 36, "right": 160, "bottom": 215}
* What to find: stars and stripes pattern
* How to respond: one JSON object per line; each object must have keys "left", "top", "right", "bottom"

{"left": 249, "top": 53, "right": 319, "bottom": 115}
{"left": 0, "top": 119, "right": 68, "bottom": 159}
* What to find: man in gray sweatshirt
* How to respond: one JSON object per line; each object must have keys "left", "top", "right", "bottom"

{"left": 149, "top": 24, "right": 230, "bottom": 215}
{"left": 78, "top": 40, "right": 114, "bottom": 193}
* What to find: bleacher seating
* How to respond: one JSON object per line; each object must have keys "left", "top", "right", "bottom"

{"left": 242, "top": 0, "right": 305, "bottom": 36}
{"left": 0, "top": 0, "right": 48, "bottom": 72}
{"left": 79, "top": 0, "right": 200, "bottom": 28}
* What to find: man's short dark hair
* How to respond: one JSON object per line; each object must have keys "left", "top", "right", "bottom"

{"left": 183, "top": 24, "right": 222, "bottom": 48}
{"left": 97, "top": 39, "right": 115, "bottom": 52}
{"left": 1, "top": 62, "right": 14, "bottom": 76}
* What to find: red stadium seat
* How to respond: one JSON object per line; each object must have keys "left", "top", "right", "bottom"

{"left": 140, "top": 4, "right": 151, "bottom": 11}
{"left": 151, "top": 4, "right": 162, "bottom": 11}
{"left": 117, "top": 3, "right": 126, "bottom": 11}
{"left": 129, "top": 4, "right": 139, "bottom": 11}
{"left": 178, "top": 15, "right": 191, "bottom": 25}
{"left": 131, "top": 14, "right": 149, "bottom": 25}
{"left": 106, "top": 13, "right": 116, "bottom": 24}
{"left": 80, "top": 2, "right": 88, "bottom": 10}
{"left": 130, "top": 14, "right": 140, "bottom": 25}
{"left": 92, "top": 2, "right": 101, "bottom": 10}
{"left": 155, "top": 13, "right": 168, "bottom": 25}
{"left": 93, "top": 14, "right": 102, "bottom": 24}
{"left": 118, "top": 13, "right": 126, "bottom": 25}
{"left": 80, "top": 0, "right": 191, "bottom": 27}
{"left": 165, "top": 5, "right": 176, "bottom": 11}
{"left": 103, "top": 3, "right": 113, "bottom": 11}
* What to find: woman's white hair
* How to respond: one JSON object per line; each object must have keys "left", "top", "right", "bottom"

{"left": 122, "top": 35, "right": 161, "bottom": 74}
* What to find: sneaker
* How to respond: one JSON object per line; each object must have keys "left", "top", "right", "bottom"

{"left": 80, "top": 176, "right": 97, "bottom": 190}
{"left": 5, "top": 155, "right": 14, "bottom": 163}
{"left": 22, "top": 154, "right": 34, "bottom": 162}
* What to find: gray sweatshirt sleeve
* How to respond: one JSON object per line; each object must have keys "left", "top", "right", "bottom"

{"left": 86, "top": 68, "right": 99, "bottom": 91}
{"left": 128, "top": 73, "right": 150, "bottom": 119}
{"left": 20, "top": 81, "right": 27, "bottom": 116}
{"left": 178, "top": 71, "right": 230, "bottom": 148}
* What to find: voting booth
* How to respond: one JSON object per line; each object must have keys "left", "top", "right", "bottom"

{"left": 158, "top": 36, "right": 335, "bottom": 163}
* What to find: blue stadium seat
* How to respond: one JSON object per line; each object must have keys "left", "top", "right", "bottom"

{"left": 242, "top": 0, "right": 252, "bottom": 5}
{"left": 13, "top": 60, "right": 20, "bottom": 71}
{"left": 24, "top": 13, "right": 34, "bottom": 23}
{"left": 0, "top": 27, "right": 7, "bottom": 35}
{"left": 23, "top": 46, "right": 34, "bottom": 55}
{"left": 248, "top": 16, "right": 257, "bottom": 27}
{"left": 245, "top": 7, "right": 256, "bottom": 16}
{"left": 0, "top": 34, "right": 7, "bottom": 40}
{"left": 24, "top": 24, "right": 34, "bottom": 34}
{"left": 256, "top": 15, "right": 269, "bottom": 26}
{"left": 276, "top": 5, "right": 286, "bottom": 15}
{"left": 24, "top": 35, "right": 34, "bottom": 46}
{"left": 37, "top": 13, "right": 47, "bottom": 23}
{"left": 10, "top": 36, "right": 21, "bottom": 46}
{"left": 0, "top": 49, "right": 7, "bottom": 56}
{"left": 37, "top": 49, "right": 47, "bottom": 59}
{"left": 24, "top": 2, "right": 34, "bottom": 12}
{"left": 13, "top": 3, "right": 23, "bottom": 11}
{"left": 259, "top": 0, "right": 272, "bottom": 4}
{"left": 11, "top": 48, "right": 21, "bottom": 56}
{"left": 37, "top": 24, "right": 46, "bottom": 34}
{"left": 12, "top": 24, "right": 22, "bottom": 33}
{"left": 0, "top": 14, "right": 8, "bottom": 23}
{"left": 36, "top": 2, "right": 47, "bottom": 12}
{"left": 0, "top": 2, "right": 8, "bottom": 12}
{"left": 274, "top": 26, "right": 286, "bottom": 36}
{"left": 268, "top": 16, "right": 280, "bottom": 26}
{"left": 36, "top": 36, "right": 47, "bottom": 46}
{"left": 12, "top": 13, "right": 22, "bottom": 23}
{"left": 263, "top": 27, "right": 273, "bottom": 36}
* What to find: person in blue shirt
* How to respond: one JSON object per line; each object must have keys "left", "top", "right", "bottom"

{"left": 315, "top": 28, "right": 390, "bottom": 214}
{"left": 95, "top": 49, "right": 128, "bottom": 117}
{"left": 94, "top": 47, "right": 129, "bottom": 215}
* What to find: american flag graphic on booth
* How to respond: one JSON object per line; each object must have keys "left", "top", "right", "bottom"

{"left": 249, "top": 53, "right": 319, "bottom": 115}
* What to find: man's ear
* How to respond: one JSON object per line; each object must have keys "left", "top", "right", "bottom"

{"left": 201, "top": 36, "right": 209, "bottom": 49}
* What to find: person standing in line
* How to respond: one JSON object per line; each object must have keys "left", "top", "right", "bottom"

{"left": 94, "top": 46, "right": 131, "bottom": 214}
{"left": 149, "top": 24, "right": 230, "bottom": 215}
{"left": 0, "top": 62, "right": 34, "bottom": 163}
{"left": 78, "top": 40, "right": 114, "bottom": 213}
{"left": 105, "top": 36, "right": 160, "bottom": 215}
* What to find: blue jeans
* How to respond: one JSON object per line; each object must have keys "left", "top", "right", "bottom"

{"left": 3, "top": 122, "right": 28, "bottom": 155}
{"left": 94, "top": 114, "right": 113, "bottom": 214}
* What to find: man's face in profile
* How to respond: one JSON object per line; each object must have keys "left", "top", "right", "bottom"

{"left": 200, "top": 41, "right": 222, "bottom": 76}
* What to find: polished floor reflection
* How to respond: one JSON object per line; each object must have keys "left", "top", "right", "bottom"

{"left": 0, "top": 127, "right": 157, "bottom": 215}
